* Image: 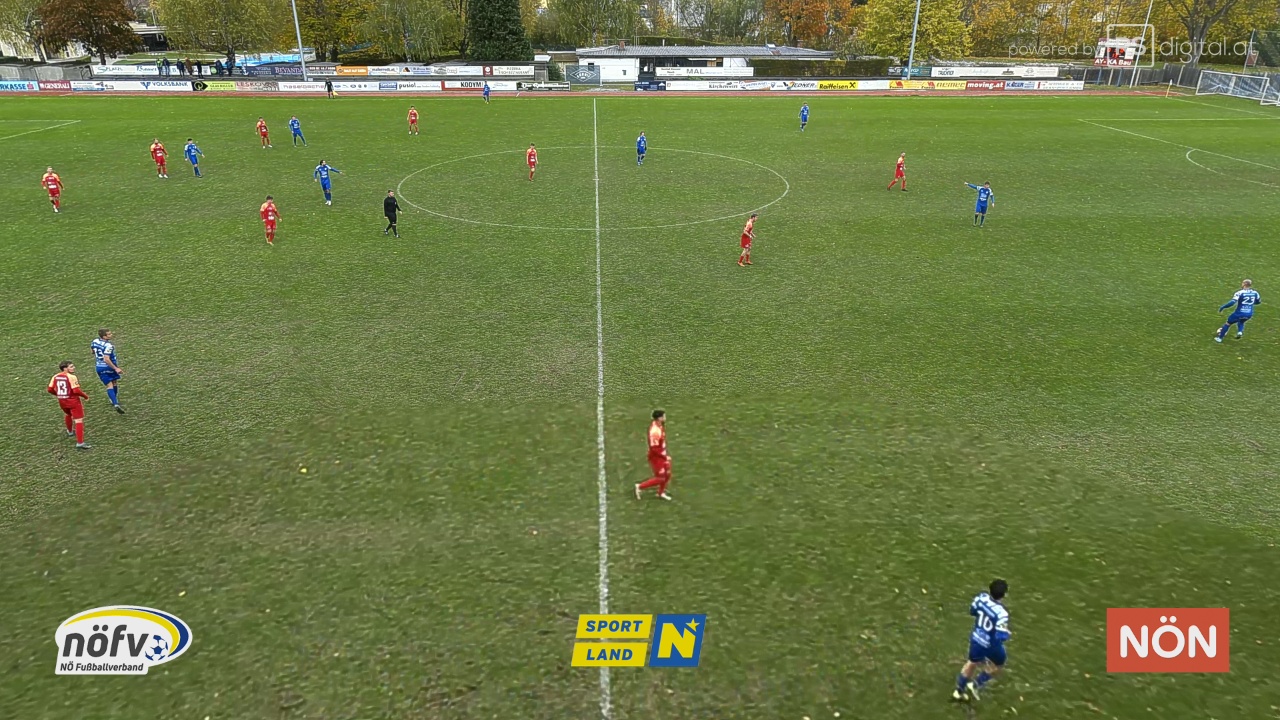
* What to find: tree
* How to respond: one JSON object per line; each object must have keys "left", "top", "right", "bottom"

{"left": 298, "top": 0, "right": 376, "bottom": 62}
{"left": 1166, "top": 0, "right": 1248, "bottom": 64}
{"left": 39, "top": 0, "right": 140, "bottom": 63}
{"left": 361, "top": 0, "right": 460, "bottom": 60}
{"left": 544, "top": 0, "right": 641, "bottom": 45}
{"left": 467, "top": 0, "right": 531, "bottom": 59}
{"left": 862, "top": 0, "right": 969, "bottom": 60}
{"left": 764, "top": 0, "right": 830, "bottom": 46}
{"left": 154, "top": 0, "right": 286, "bottom": 67}
{"left": 0, "top": 0, "right": 48, "bottom": 60}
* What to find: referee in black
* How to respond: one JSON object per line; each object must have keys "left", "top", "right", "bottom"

{"left": 383, "top": 190, "right": 400, "bottom": 237}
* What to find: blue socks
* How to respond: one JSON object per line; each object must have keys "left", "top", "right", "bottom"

{"left": 976, "top": 671, "right": 992, "bottom": 687}
{"left": 956, "top": 673, "right": 967, "bottom": 690}
{"left": 324, "top": 189, "right": 332, "bottom": 201}
{"left": 107, "top": 387, "right": 118, "bottom": 406}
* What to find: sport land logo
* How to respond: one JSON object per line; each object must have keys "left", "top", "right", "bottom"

{"left": 572, "top": 614, "right": 707, "bottom": 667}
{"left": 1107, "top": 608, "right": 1228, "bottom": 673}
{"left": 55, "top": 606, "right": 192, "bottom": 675}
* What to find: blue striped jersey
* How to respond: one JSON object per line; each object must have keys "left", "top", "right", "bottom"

{"left": 1233, "top": 288, "right": 1260, "bottom": 314}
{"left": 314, "top": 164, "right": 337, "bottom": 181}
{"left": 289, "top": 118, "right": 301, "bottom": 132}
{"left": 969, "top": 592, "right": 1010, "bottom": 647}
{"left": 90, "top": 338, "right": 116, "bottom": 368}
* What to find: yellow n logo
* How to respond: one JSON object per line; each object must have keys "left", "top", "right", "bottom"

{"left": 647, "top": 614, "right": 706, "bottom": 667}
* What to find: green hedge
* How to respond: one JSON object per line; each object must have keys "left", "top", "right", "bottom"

{"left": 751, "top": 58, "right": 892, "bottom": 78}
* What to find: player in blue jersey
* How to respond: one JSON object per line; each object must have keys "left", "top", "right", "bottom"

{"left": 184, "top": 138, "right": 204, "bottom": 177}
{"left": 954, "top": 579, "right": 1010, "bottom": 702}
{"left": 637, "top": 132, "right": 647, "bottom": 166}
{"left": 90, "top": 328, "right": 125, "bottom": 413}
{"left": 313, "top": 160, "right": 342, "bottom": 205}
{"left": 289, "top": 115, "right": 307, "bottom": 147}
{"left": 483, "top": 81, "right": 491, "bottom": 103}
{"left": 1215, "top": 279, "right": 1260, "bottom": 342}
{"left": 799, "top": 103, "right": 810, "bottom": 132}
{"left": 965, "top": 182, "right": 994, "bottom": 226}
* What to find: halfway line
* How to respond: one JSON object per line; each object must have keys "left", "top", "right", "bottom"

{"left": 592, "top": 97, "right": 612, "bottom": 720}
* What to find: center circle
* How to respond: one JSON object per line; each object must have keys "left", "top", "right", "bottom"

{"left": 396, "top": 146, "right": 789, "bottom": 231}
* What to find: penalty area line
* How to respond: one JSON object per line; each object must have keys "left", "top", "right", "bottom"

{"left": 0, "top": 119, "right": 80, "bottom": 142}
{"left": 1079, "top": 119, "right": 1280, "bottom": 172}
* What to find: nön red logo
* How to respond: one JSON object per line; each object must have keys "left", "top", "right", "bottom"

{"left": 1107, "top": 608, "right": 1229, "bottom": 672}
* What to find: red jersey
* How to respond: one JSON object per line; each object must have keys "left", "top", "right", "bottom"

{"left": 647, "top": 421, "right": 666, "bottom": 460}
{"left": 256, "top": 120, "right": 269, "bottom": 136}
{"left": 408, "top": 109, "right": 419, "bottom": 123}
{"left": 151, "top": 142, "right": 167, "bottom": 161}
{"left": 42, "top": 172, "right": 62, "bottom": 192}
{"left": 260, "top": 202, "right": 279, "bottom": 223}
{"left": 742, "top": 216, "right": 755, "bottom": 240}
{"left": 527, "top": 148, "right": 538, "bottom": 166}
{"left": 895, "top": 157, "right": 906, "bottom": 173}
{"left": 47, "top": 371, "right": 87, "bottom": 406}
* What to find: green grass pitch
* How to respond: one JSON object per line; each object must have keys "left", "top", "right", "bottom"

{"left": 1, "top": 91, "right": 1278, "bottom": 719}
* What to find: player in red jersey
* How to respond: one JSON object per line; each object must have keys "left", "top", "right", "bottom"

{"left": 887, "top": 152, "right": 907, "bottom": 191}
{"left": 260, "top": 195, "right": 280, "bottom": 245}
{"left": 150, "top": 138, "right": 169, "bottom": 178}
{"left": 256, "top": 117, "right": 271, "bottom": 148}
{"left": 408, "top": 106, "right": 420, "bottom": 135}
{"left": 48, "top": 361, "right": 91, "bottom": 450}
{"left": 41, "top": 167, "right": 62, "bottom": 212}
{"left": 527, "top": 143, "right": 538, "bottom": 181}
{"left": 738, "top": 213, "right": 757, "bottom": 266}
{"left": 635, "top": 410, "right": 673, "bottom": 501}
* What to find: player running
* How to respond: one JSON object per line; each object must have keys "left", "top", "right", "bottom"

{"left": 47, "top": 361, "right": 91, "bottom": 450}
{"left": 256, "top": 117, "right": 271, "bottom": 148}
{"left": 289, "top": 115, "right": 307, "bottom": 147}
{"left": 483, "top": 81, "right": 491, "bottom": 103}
{"left": 184, "top": 138, "right": 204, "bottom": 177}
{"left": 408, "top": 106, "right": 419, "bottom": 135}
{"left": 1215, "top": 279, "right": 1260, "bottom": 342}
{"left": 260, "top": 195, "right": 280, "bottom": 245}
{"left": 637, "top": 132, "right": 647, "bottom": 166}
{"left": 313, "top": 161, "right": 342, "bottom": 205}
{"left": 527, "top": 143, "right": 538, "bottom": 181}
{"left": 799, "top": 102, "right": 810, "bottom": 132}
{"left": 738, "top": 213, "right": 757, "bottom": 266}
{"left": 965, "top": 182, "right": 994, "bottom": 226}
{"left": 888, "top": 152, "right": 907, "bottom": 191}
{"left": 90, "top": 329, "right": 125, "bottom": 413}
{"left": 954, "top": 579, "right": 1010, "bottom": 702}
{"left": 41, "top": 167, "right": 63, "bottom": 212}
{"left": 634, "top": 410, "right": 673, "bottom": 501}
{"left": 150, "top": 139, "right": 169, "bottom": 178}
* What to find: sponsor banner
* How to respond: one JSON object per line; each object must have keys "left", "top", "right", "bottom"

{"left": 741, "top": 80, "right": 772, "bottom": 90}
{"left": 665, "top": 80, "right": 709, "bottom": 91}
{"left": 1004, "top": 80, "right": 1038, "bottom": 90}
{"left": 444, "top": 66, "right": 482, "bottom": 76}
{"left": 235, "top": 80, "right": 280, "bottom": 92}
{"left": 655, "top": 66, "right": 754, "bottom": 78}
{"left": 71, "top": 80, "right": 108, "bottom": 92}
{"left": 368, "top": 66, "right": 399, "bottom": 75}
{"left": 443, "top": 80, "right": 485, "bottom": 90}
{"left": 932, "top": 65, "right": 1058, "bottom": 78}
{"left": 966, "top": 79, "right": 1005, "bottom": 91}
{"left": 93, "top": 64, "right": 159, "bottom": 76}
{"left": 393, "top": 80, "right": 442, "bottom": 91}
{"left": 1036, "top": 79, "right": 1085, "bottom": 90}
{"left": 1107, "top": 608, "right": 1229, "bottom": 673}
{"left": 135, "top": 80, "right": 193, "bottom": 92}
{"left": 332, "top": 81, "right": 385, "bottom": 92}
{"left": 38, "top": 80, "right": 71, "bottom": 91}
{"left": 379, "top": 80, "right": 398, "bottom": 91}
{"left": 0, "top": 80, "right": 38, "bottom": 92}
{"left": 398, "top": 65, "right": 443, "bottom": 76}
{"left": 193, "top": 80, "right": 237, "bottom": 91}
{"left": 818, "top": 80, "right": 858, "bottom": 90}
{"left": 517, "top": 81, "right": 569, "bottom": 91}
{"left": 56, "top": 606, "right": 193, "bottom": 675}
{"left": 889, "top": 79, "right": 967, "bottom": 90}
{"left": 889, "top": 66, "right": 930, "bottom": 77}
{"left": 566, "top": 65, "right": 602, "bottom": 84}
{"left": 278, "top": 82, "right": 326, "bottom": 92}
{"left": 633, "top": 81, "right": 666, "bottom": 91}
{"left": 858, "top": 80, "right": 890, "bottom": 90}
{"left": 246, "top": 65, "right": 307, "bottom": 76}
{"left": 490, "top": 65, "right": 534, "bottom": 77}
{"left": 769, "top": 80, "right": 819, "bottom": 90}
{"left": 334, "top": 66, "right": 368, "bottom": 76}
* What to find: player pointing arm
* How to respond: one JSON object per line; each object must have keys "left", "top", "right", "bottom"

{"left": 965, "top": 182, "right": 994, "bottom": 227}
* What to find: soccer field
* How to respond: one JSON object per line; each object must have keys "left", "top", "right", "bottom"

{"left": 1, "top": 91, "right": 1279, "bottom": 719}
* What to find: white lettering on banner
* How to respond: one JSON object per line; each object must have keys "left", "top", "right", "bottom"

{"left": 655, "top": 67, "right": 755, "bottom": 78}
{"left": 368, "top": 66, "right": 398, "bottom": 75}
{"left": 490, "top": 65, "right": 534, "bottom": 76}
{"left": 333, "top": 81, "right": 381, "bottom": 91}
{"left": 1036, "top": 80, "right": 1085, "bottom": 90}
{"left": 92, "top": 64, "right": 160, "bottom": 76}
{"left": 857, "top": 80, "right": 891, "bottom": 90}
{"left": 0, "top": 80, "right": 38, "bottom": 91}
{"left": 71, "top": 81, "right": 108, "bottom": 91}
{"left": 1004, "top": 80, "right": 1038, "bottom": 90}
{"left": 278, "top": 82, "right": 326, "bottom": 92}
{"left": 931, "top": 65, "right": 1059, "bottom": 78}
{"left": 665, "top": 81, "right": 709, "bottom": 91}
{"left": 741, "top": 81, "right": 771, "bottom": 90}
{"left": 392, "top": 81, "right": 443, "bottom": 91}
{"left": 444, "top": 66, "right": 484, "bottom": 76}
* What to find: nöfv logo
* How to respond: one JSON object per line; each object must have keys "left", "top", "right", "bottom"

{"left": 1107, "top": 608, "right": 1229, "bottom": 673}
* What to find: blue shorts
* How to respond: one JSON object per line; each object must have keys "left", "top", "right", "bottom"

{"left": 187, "top": 158, "right": 199, "bottom": 165}
{"left": 638, "top": 150, "right": 645, "bottom": 156}
{"left": 96, "top": 367, "right": 120, "bottom": 385}
{"left": 967, "top": 640, "right": 1006, "bottom": 666}
{"left": 975, "top": 202, "right": 988, "bottom": 214}
{"left": 320, "top": 181, "right": 331, "bottom": 191}
{"left": 1227, "top": 311, "right": 1253, "bottom": 325}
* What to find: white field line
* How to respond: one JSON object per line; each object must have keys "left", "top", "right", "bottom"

{"left": 592, "top": 97, "right": 612, "bottom": 720}
{"left": 1079, "top": 119, "right": 1280, "bottom": 172}
{"left": 0, "top": 120, "right": 80, "bottom": 141}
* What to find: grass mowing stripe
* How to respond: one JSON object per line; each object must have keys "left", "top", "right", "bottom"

{"left": 593, "top": 97, "right": 612, "bottom": 720}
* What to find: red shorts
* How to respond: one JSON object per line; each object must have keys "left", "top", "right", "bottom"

{"left": 528, "top": 161, "right": 537, "bottom": 169}
{"left": 259, "top": 131, "right": 269, "bottom": 138}
{"left": 894, "top": 169, "right": 905, "bottom": 178}
{"left": 47, "top": 189, "right": 60, "bottom": 198}
{"left": 59, "top": 400, "right": 84, "bottom": 419}
{"left": 740, "top": 235, "right": 752, "bottom": 248}
{"left": 409, "top": 119, "right": 418, "bottom": 125}
{"left": 264, "top": 221, "right": 276, "bottom": 231}
{"left": 648, "top": 456, "right": 671, "bottom": 476}
{"left": 154, "top": 157, "right": 166, "bottom": 165}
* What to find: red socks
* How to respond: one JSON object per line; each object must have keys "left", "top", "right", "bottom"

{"left": 64, "top": 414, "right": 73, "bottom": 432}
{"left": 74, "top": 422, "right": 84, "bottom": 443}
